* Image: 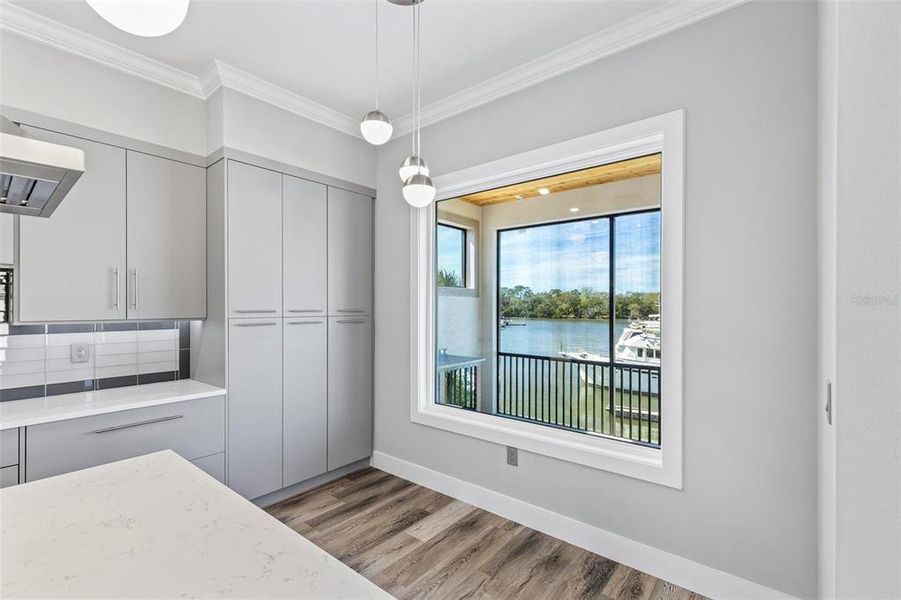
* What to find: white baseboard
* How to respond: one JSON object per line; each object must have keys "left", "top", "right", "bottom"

{"left": 371, "top": 451, "right": 797, "bottom": 600}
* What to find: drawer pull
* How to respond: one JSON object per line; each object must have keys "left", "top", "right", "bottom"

{"left": 336, "top": 319, "right": 366, "bottom": 324}
{"left": 233, "top": 322, "right": 278, "bottom": 327}
{"left": 336, "top": 309, "right": 366, "bottom": 313}
{"left": 234, "top": 310, "right": 277, "bottom": 314}
{"left": 288, "top": 320, "right": 323, "bottom": 325}
{"left": 287, "top": 309, "right": 323, "bottom": 313}
{"left": 92, "top": 414, "right": 183, "bottom": 434}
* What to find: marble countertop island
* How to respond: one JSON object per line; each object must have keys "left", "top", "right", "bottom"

{"left": 0, "top": 450, "right": 391, "bottom": 599}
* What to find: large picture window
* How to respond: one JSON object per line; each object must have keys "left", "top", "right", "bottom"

{"left": 411, "top": 111, "right": 684, "bottom": 487}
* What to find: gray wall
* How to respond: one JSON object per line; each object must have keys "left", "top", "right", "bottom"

{"left": 373, "top": 2, "right": 818, "bottom": 597}
{"left": 830, "top": 2, "right": 901, "bottom": 597}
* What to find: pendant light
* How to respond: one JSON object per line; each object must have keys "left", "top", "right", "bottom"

{"left": 360, "top": 1, "right": 393, "bottom": 145}
{"left": 86, "top": 0, "right": 189, "bottom": 37}
{"left": 400, "top": 0, "right": 436, "bottom": 207}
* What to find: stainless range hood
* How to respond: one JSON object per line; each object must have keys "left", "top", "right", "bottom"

{"left": 0, "top": 116, "right": 85, "bottom": 218}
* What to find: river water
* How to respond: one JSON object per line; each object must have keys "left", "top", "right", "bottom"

{"left": 499, "top": 318, "right": 629, "bottom": 358}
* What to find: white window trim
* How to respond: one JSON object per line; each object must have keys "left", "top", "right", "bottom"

{"left": 410, "top": 110, "right": 684, "bottom": 488}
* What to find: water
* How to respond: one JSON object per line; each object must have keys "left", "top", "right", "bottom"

{"left": 499, "top": 318, "right": 628, "bottom": 358}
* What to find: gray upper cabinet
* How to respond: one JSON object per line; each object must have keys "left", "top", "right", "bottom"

{"left": 227, "top": 161, "right": 282, "bottom": 317}
{"left": 227, "top": 318, "right": 283, "bottom": 499}
{"left": 327, "top": 188, "right": 372, "bottom": 316}
{"left": 16, "top": 127, "right": 126, "bottom": 322}
{"left": 327, "top": 316, "right": 372, "bottom": 470}
{"left": 126, "top": 151, "right": 206, "bottom": 320}
{"left": 283, "top": 317, "right": 327, "bottom": 487}
{"left": 283, "top": 176, "right": 327, "bottom": 316}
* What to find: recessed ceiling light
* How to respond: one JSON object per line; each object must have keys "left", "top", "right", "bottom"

{"left": 569, "top": 207, "right": 580, "bottom": 213}
{"left": 538, "top": 188, "right": 550, "bottom": 196}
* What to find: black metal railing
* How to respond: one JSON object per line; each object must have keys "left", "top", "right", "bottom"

{"left": 496, "top": 351, "right": 660, "bottom": 447}
{"left": 440, "top": 365, "right": 479, "bottom": 410}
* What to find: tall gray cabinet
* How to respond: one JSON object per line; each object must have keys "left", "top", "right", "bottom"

{"left": 199, "top": 157, "right": 373, "bottom": 500}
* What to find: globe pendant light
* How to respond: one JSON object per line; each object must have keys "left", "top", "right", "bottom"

{"left": 400, "top": 0, "right": 436, "bottom": 207}
{"left": 360, "top": 1, "right": 393, "bottom": 145}
{"left": 86, "top": 0, "right": 189, "bottom": 37}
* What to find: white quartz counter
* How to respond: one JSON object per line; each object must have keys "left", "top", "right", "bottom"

{"left": 0, "top": 380, "right": 226, "bottom": 430}
{"left": 0, "top": 450, "right": 390, "bottom": 599}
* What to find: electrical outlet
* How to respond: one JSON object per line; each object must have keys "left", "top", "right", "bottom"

{"left": 70, "top": 343, "right": 89, "bottom": 364}
{"left": 506, "top": 446, "right": 518, "bottom": 467}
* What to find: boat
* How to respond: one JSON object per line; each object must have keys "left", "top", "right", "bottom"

{"left": 558, "top": 316, "right": 661, "bottom": 387}
{"left": 500, "top": 319, "right": 527, "bottom": 328}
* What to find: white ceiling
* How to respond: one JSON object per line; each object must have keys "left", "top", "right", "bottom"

{"left": 7, "top": 0, "right": 666, "bottom": 120}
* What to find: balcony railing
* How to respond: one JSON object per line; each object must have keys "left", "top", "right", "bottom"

{"left": 496, "top": 351, "right": 660, "bottom": 447}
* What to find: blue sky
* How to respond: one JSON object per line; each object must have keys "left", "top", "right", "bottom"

{"left": 496, "top": 212, "right": 660, "bottom": 293}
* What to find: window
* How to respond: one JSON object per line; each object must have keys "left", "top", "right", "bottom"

{"left": 490, "top": 211, "right": 660, "bottom": 447}
{"left": 436, "top": 223, "right": 466, "bottom": 288}
{"left": 412, "top": 111, "right": 684, "bottom": 487}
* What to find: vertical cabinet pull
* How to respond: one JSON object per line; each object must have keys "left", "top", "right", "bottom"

{"left": 112, "top": 267, "right": 120, "bottom": 310}
{"left": 129, "top": 269, "right": 139, "bottom": 310}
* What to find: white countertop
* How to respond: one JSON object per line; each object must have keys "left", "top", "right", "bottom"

{"left": 0, "top": 380, "right": 226, "bottom": 430}
{"left": 1, "top": 450, "right": 391, "bottom": 599}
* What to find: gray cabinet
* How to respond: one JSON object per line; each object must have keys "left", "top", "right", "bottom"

{"left": 25, "top": 395, "right": 224, "bottom": 482}
{"left": 16, "top": 127, "right": 127, "bottom": 322}
{"left": 126, "top": 151, "right": 206, "bottom": 320}
{"left": 0, "top": 428, "right": 18, "bottom": 468}
{"left": 283, "top": 317, "right": 327, "bottom": 487}
{"left": 327, "top": 316, "right": 372, "bottom": 470}
{"left": 191, "top": 452, "right": 226, "bottom": 483}
{"left": 0, "top": 465, "right": 17, "bottom": 489}
{"left": 227, "top": 161, "right": 282, "bottom": 318}
{"left": 283, "top": 176, "right": 327, "bottom": 316}
{"left": 327, "top": 188, "right": 372, "bottom": 316}
{"left": 227, "top": 318, "right": 283, "bottom": 499}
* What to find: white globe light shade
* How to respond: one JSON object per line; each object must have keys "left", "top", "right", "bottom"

{"left": 398, "top": 155, "right": 429, "bottom": 182}
{"left": 403, "top": 173, "right": 436, "bottom": 208}
{"left": 86, "top": 0, "right": 189, "bottom": 37}
{"left": 359, "top": 110, "right": 393, "bottom": 145}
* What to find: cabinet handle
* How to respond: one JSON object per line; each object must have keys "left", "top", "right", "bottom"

{"left": 92, "top": 414, "right": 183, "bottom": 434}
{"left": 336, "top": 319, "right": 366, "bottom": 324}
{"left": 130, "top": 269, "right": 139, "bottom": 310}
{"left": 288, "top": 320, "right": 323, "bottom": 325}
{"left": 112, "top": 267, "right": 120, "bottom": 310}
{"left": 233, "top": 322, "right": 278, "bottom": 327}
{"left": 287, "top": 309, "right": 323, "bottom": 313}
{"left": 234, "top": 310, "right": 278, "bottom": 314}
{"left": 336, "top": 309, "right": 366, "bottom": 313}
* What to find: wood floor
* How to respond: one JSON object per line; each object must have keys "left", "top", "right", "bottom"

{"left": 266, "top": 468, "right": 708, "bottom": 600}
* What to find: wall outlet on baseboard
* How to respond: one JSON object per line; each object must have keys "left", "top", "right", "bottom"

{"left": 506, "top": 446, "right": 518, "bottom": 467}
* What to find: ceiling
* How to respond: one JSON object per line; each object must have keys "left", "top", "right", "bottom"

{"left": 6, "top": 0, "right": 666, "bottom": 121}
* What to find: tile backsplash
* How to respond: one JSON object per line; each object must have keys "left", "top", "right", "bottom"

{"left": 0, "top": 321, "right": 192, "bottom": 401}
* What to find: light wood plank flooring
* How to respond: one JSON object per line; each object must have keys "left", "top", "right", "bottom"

{"left": 266, "top": 468, "right": 707, "bottom": 600}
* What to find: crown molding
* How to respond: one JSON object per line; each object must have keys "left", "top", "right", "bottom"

{"left": 1, "top": 0, "right": 747, "bottom": 141}
{"left": 200, "top": 60, "right": 361, "bottom": 138}
{"left": 392, "top": 0, "right": 750, "bottom": 136}
{"left": 0, "top": 1, "right": 203, "bottom": 98}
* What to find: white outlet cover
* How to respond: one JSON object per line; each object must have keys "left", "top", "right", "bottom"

{"left": 70, "top": 343, "right": 90, "bottom": 364}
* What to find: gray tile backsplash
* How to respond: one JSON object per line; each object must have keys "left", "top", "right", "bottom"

{"left": 0, "top": 321, "right": 194, "bottom": 401}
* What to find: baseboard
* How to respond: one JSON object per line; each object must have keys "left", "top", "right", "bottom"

{"left": 252, "top": 458, "right": 371, "bottom": 508}
{"left": 371, "top": 451, "right": 797, "bottom": 600}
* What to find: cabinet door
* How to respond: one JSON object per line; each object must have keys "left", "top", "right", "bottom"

{"left": 283, "top": 176, "right": 327, "bottom": 317}
{"left": 283, "top": 318, "right": 327, "bottom": 486}
{"left": 227, "top": 161, "right": 282, "bottom": 317}
{"left": 227, "top": 318, "right": 282, "bottom": 498}
{"left": 327, "top": 188, "right": 372, "bottom": 316}
{"left": 328, "top": 316, "right": 372, "bottom": 470}
{"left": 126, "top": 151, "right": 206, "bottom": 320}
{"left": 17, "top": 127, "right": 126, "bottom": 322}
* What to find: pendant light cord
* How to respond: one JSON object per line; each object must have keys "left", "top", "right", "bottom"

{"left": 374, "top": 0, "right": 379, "bottom": 108}
{"left": 410, "top": 1, "right": 417, "bottom": 156}
{"left": 415, "top": 0, "right": 422, "bottom": 159}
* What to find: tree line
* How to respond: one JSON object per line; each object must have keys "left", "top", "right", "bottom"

{"left": 500, "top": 286, "right": 659, "bottom": 320}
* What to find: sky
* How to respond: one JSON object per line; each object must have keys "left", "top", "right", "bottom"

{"left": 496, "top": 211, "right": 661, "bottom": 293}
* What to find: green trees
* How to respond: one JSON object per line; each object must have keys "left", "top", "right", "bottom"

{"left": 499, "top": 286, "right": 659, "bottom": 320}
{"left": 437, "top": 268, "right": 462, "bottom": 287}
